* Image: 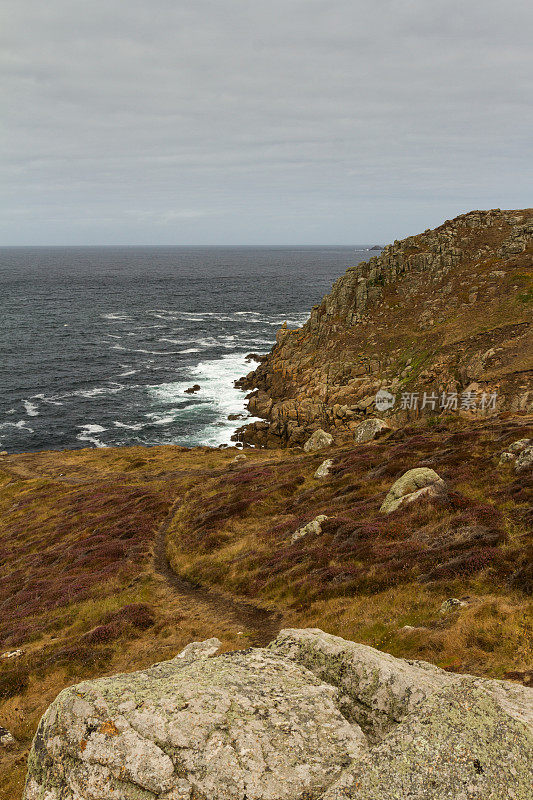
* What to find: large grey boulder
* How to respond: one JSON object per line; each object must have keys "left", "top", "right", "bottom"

{"left": 24, "top": 634, "right": 364, "bottom": 800}
{"left": 24, "top": 629, "right": 532, "bottom": 800}
{"left": 353, "top": 417, "right": 390, "bottom": 444}
{"left": 380, "top": 467, "right": 446, "bottom": 513}
{"left": 304, "top": 428, "right": 333, "bottom": 452}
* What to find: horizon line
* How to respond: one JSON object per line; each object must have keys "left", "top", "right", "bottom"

{"left": 0, "top": 243, "right": 384, "bottom": 249}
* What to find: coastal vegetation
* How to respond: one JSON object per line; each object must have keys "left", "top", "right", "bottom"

{"left": 1, "top": 208, "right": 531, "bottom": 798}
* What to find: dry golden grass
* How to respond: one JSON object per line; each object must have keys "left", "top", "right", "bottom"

{"left": 0, "top": 416, "right": 531, "bottom": 798}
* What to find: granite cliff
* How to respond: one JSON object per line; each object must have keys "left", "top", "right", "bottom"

{"left": 236, "top": 209, "right": 532, "bottom": 447}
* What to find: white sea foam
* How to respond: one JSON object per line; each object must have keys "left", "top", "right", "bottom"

{"left": 77, "top": 386, "right": 125, "bottom": 398}
{"left": 77, "top": 424, "right": 107, "bottom": 448}
{"left": 113, "top": 346, "right": 189, "bottom": 356}
{"left": 102, "top": 313, "right": 132, "bottom": 322}
{"left": 145, "top": 412, "right": 179, "bottom": 426}
{"left": 22, "top": 400, "right": 39, "bottom": 417}
{"left": 31, "top": 393, "right": 63, "bottom": 407}
{"left": 0, "top": 419, "right": 33, "bottom": 430}
{"left": 113, "top": 421, "right": 145, "bottom": 430}
{"left": 147, "top": 352, "right": 262, "bottom": 446}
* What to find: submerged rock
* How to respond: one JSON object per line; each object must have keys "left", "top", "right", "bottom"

{"left": 24, "top": 629, "right": 533, "bottom": 800}
{"left": 380, "top": 467, "right": 446, "bottom": 514}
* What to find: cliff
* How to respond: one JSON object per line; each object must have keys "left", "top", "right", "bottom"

{"left": 236, "top": 208, "right": 532, "bottom": 447}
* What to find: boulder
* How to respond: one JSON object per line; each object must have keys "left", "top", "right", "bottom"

{"left": 499, "top": 439, "right": 532, "bottom": 471}
{"left": 314, "top": 458, "right": 333, "bottom": 478}
{"left": 508, "top": 438, "right": 532, "bottom": 454}
{"left": 291, "top": 514, "right": 328, "bottom": 543}
{"left": 353, "top": 418, "right": 390, "bottom": 444}
{"left": 380, "top": 467, "right": 446, "bottom": 514}
{"left": 24, "top": 633, "right": 365, "bottom": 800}
{"left": 1, "top": 648, "right": 24, "bottom": 659}
{"left": 439, "top": 597, "right": 468, "bottom": 614}
{"left": 0, "top": 725, "right": 16, "bottom": 749}
{"left": 25, "top": 629, "right": 533, "bottom": 800}
{"left": 515, "top": 446, "right": 533, "bottom": 473}
{"left": 303, "top": 429, "right": 333, "bottom": 452}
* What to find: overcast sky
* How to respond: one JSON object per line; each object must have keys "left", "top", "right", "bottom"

{"left": 1, "top": 0, "right": 531, "bottom": 245}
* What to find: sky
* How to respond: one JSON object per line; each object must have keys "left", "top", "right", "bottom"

{"left": 1, "top": 0, "right": 532, "bottom": 245}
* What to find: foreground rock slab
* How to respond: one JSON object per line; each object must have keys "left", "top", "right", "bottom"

{"left": 24, "top": 629, "right": 532, "bottom": 800}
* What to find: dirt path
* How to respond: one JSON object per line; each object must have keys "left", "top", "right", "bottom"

{"left": 0, "top": 458, "right": 284, "bottom": 647}
{"left": 152, "top": 499, "right": 283, "bottom": 647}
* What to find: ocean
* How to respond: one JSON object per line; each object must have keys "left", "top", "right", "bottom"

{"left": 0, "top": 246, "right": 368, "bottom": 453}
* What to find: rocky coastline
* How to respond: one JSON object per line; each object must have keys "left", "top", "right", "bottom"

{"left": 234, "top": 208, "right": 532, "bottom": 448}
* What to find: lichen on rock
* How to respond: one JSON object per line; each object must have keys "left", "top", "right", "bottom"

{"left": 24, "top": 629, "right": 533, "bottom": 800}
{"left": 380, "top": 467, "right": 446, "bottom": 514}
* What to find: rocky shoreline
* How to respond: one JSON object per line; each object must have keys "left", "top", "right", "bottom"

{"left": 233, "top": 208, "right": 532, "bottom": 448}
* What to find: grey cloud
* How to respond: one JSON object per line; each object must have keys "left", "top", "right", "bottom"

{"left": 0, "top": 0, "right": 531, "bottom": 244}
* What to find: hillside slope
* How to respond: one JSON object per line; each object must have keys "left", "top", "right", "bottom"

{"left": 1, "top": 209, "right": 532, "bottom": 799}
{"left": 237, "top": 208, "right": 532, "bottom": 447}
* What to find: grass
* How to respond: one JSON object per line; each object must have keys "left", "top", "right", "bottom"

{"left": 0, "top": 421, "right": 531, "bottom": 799}
{"left": 166, "top": 414, "right": 532, "bottom": 678}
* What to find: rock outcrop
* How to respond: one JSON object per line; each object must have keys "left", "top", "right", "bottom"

{"left": 0, "top": 725, "right": 15, "bottom": 749}
{"left": 290, "top": 514, "right": 328, "bottom": 543}
{"left": 498, "top": 438, "right": 533, "bottom": 472}
{"left": 303, "top": 429, "right": 333, "bottom": 452}
{"left": 24, "top": 629, "right": 533, "bottom": 800}
{"left": 235, "top": 209, "right": 533, "bottom": 447}
{"left": 314, "top": 458, "right": 333, "bottom": 478}
{"left": 353, "top": 417, "right": 390, "bottom": 444}
{"left": 380, "top": 467, "right": 446, "bottom": 513}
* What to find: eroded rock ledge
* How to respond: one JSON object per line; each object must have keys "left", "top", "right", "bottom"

{"left": 24, "top": 629, "right": 533, "bottom": 800}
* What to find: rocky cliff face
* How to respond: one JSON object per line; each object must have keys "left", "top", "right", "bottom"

{"left": 237, "top": 209, "right": 532, "bottom": 447}
{"left": 24, "top": 629, "right": 533, "bottom": 800}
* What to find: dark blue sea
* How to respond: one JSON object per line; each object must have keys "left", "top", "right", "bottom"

{"left": 0, "top": 247, "right": 368, "bottom": 453}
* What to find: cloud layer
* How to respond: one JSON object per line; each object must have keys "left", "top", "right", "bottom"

{"left": 1, "top": 0, "right": 531, "bottom": 244}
